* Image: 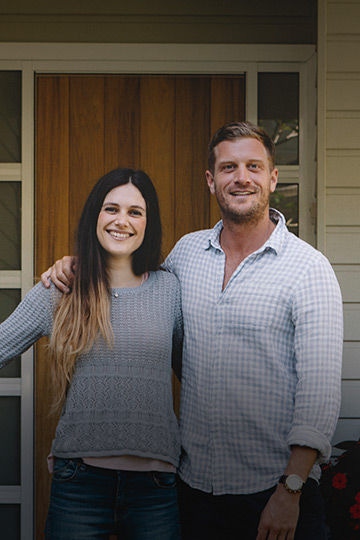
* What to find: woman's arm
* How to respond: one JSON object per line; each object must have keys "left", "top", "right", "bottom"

{"left": 0, "top": 282, "right": 54, "bottom": 365}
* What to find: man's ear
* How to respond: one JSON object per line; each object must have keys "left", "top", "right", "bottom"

{"left": 205, "top": 170, "right": 215, "bottom": 195}
{"left": 270, "top": 167, "right": 278, "bottom": 193}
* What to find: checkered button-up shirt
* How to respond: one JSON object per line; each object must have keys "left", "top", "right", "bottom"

{"left": 164, "top": 210, "right": 343, "bottom": 495}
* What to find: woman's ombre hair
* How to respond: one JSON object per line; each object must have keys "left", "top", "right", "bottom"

{"left": 49, "top": 168, "right": 162, "bottom": 411}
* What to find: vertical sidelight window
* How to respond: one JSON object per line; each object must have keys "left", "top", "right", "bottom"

{"left": 258, "top": 72, "right": 300, "bottom": 236}
{"left": 258, "top": 72, "right": 299, "bottom": 166}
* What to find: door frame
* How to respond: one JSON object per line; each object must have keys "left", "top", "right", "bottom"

{"left": 0, "top": 42, "right": 316, "bottom": 540}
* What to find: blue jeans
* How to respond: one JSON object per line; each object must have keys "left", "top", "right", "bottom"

{"left": 178, "top": 478, "right": 327, "bottom": 540}
{"left": 45, "top": 458, "right": 181, "bottom": 540}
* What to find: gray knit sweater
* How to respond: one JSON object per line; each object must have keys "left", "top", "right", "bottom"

{"left": 0, "top": 270, "right": 183, "bottom": 467}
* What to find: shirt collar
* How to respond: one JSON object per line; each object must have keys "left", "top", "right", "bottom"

{"left": 205, "top": 208, "right": 288, "bottom": 256}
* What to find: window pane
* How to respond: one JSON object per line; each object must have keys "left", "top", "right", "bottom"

{"left": 0, "top": 71, "right": 21, "bottom": 163}
{"left": 0, "top": 289, "right": 21, "bottom": 377}
{"left": 0, "top": 505, "right": 20, "bottom": 540}
{"left": 270, "top": 183, "right": 299, "bottom": 236}
{"left": 258, "top": 73, "right": 299, "bottom": 165}
{"left": 0, "top": 397, "right": 20, "bottom": 484}
{"left": 0, "top": 182, "right": 21, "bottom": 270}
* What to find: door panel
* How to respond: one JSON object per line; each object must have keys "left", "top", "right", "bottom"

{"left": 175, "top": 77, "right": 210, "bottom": 240}
{"left": 139, "top": 76, "right": 176, "bottom": 255}
{"left": 35, "top": 73, "right": 245, "bottom": 537}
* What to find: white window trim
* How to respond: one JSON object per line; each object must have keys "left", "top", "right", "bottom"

{"left": 0, "top": 42, "right": 316, "bottom": 540}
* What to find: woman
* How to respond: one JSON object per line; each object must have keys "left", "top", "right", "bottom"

{"left": 0, "top": 168, "right": 183, "bottom": 540}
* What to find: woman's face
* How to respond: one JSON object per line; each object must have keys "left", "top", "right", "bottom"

{"left": 96, "top": 183, "right": 147, "bottom": 262}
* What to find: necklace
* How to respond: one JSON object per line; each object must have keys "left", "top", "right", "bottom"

{"left": 113, "top": 272, "right": 148, "bottom": 298}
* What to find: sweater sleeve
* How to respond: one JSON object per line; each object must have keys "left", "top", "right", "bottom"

{"left": 0, "top": 281, "right": 56, "bottom": 367}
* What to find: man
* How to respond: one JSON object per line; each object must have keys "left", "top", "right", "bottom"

{"left": 42, "top": 122, "right": 343, "bottom": 539}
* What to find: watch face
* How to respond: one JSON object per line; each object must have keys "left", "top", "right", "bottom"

{"left": 286, "top": 474, "right": 303, "bottom": 490}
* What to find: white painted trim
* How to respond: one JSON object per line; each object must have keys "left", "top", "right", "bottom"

{"left": 0, "top": 271, "right": 21, "bottom": 288}
{"left": 245, "top": 65, "right": 258, "bottom": 125}
{"left": 0, "top": 63, "right": 34, "bottom": 539}
{"left": 0, "top": 380, "right": 21, "bottom": 395}
{"left": 0, "top": 164, "right": 22, "bottom": 181}
{"left": 20, "top": 63, "right": 35, "bottom": 540}
{"left": 0, "top": 486, "right": 21, "bottom": 503}
{"left": 257, "top": 58, "right": 317, "bottom": 245}
{"left": 0, "top": 43, "right": 315, "bottom": 64}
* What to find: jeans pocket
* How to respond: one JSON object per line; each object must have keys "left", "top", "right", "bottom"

{"left": 52, "top": 458, "right": 81, "bottom": 482}
{"left": 151, "top": 471, "right": 178, "bottom": 489}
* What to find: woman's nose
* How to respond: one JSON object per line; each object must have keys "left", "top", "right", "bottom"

{"left": 114, "top": 212, "right": 127, "bottom": 225}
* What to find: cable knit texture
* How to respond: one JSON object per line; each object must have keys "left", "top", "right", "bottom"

{"left": 0, "top": 270, "right": 183, "bottom": 468}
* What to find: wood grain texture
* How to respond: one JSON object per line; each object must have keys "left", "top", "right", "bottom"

{"left": 139, "top": 76, "right": 176, "bottom": 258}
{"left": 175, "top": 76, "right": 210, "bottom": 240}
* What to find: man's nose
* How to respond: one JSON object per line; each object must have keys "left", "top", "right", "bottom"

{"left": 234, "top": 165, "right": 250, "bottom": 183}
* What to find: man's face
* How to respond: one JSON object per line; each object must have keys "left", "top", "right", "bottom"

{"left": 206, "top": 137, "right": 278, "bottom": 225}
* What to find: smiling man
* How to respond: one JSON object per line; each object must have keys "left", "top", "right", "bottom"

{"left": 164, "top": 121, "right": 343, "bottom": 539}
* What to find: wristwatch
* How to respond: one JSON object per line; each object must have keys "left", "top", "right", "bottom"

{"left": 279, "top": 474, "right": 304, "bottom": 494}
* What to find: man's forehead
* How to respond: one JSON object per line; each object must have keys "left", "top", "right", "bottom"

{"left": 214, "top": 137, "right": 269, "bottom": 160}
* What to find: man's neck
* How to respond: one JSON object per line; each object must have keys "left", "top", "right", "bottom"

{"left": 220, "top": 214, "right": 275, "bottom": 289}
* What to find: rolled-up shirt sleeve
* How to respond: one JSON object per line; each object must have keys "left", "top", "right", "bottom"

{"left": 287, "top": 256, "right": 343, "bottom": 462}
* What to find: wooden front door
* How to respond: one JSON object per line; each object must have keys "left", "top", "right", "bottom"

{"left": 35, "top": 73, "right": 245, "bottom": 537}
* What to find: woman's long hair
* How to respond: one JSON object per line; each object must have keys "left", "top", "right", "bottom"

{"left": 48, "top": 168, "right": 162, "bottom": 411}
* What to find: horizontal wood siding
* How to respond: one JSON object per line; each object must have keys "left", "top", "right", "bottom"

{"left": 322, "top": 0, "right": 360, "bottom": 447}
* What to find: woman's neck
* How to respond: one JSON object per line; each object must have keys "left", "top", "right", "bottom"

{"left": 107, "top": 259, "right": 144, "bottom": 288}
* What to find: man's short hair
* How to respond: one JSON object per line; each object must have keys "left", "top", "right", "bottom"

{"left": 208, "top": 121, "right": 276, "bottom": 174}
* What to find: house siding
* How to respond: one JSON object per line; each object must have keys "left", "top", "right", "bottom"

{"left": 319, "top": 0, "right": 360, "bottom": 445}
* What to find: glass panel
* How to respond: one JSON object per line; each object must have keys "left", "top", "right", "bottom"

{"left": 0, "top": 182, "right": 21, "bottom": 270}
{"left": 258, "top": 72, "right": 299, "bottom": 165}
{"left": 0, "top": 71, "right": 21, "bottom": 163}
{"left": 270, "top": 183, "right": 299, "bottom": 236}
{"left": 0, "top": 290, "right": 21, "bottom": 377}
{"left": 0, "top": 397, "right": 20, "bottom": 484}
{"left": 0, "top": 505, "right": 20, "bottom": 540}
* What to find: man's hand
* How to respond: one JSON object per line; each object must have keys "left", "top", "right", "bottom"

{"left": 40, "top": 255, "right": 77, "bottom": 293}
{"left": 256, "top": 485, "right": 300, "bottom": 540}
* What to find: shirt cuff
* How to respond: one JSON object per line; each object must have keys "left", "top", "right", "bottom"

{"left": 287, "top": 425, "right": 332, "bottom": 463}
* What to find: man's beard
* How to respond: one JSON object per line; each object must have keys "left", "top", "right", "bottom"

{"left": 216, "top": 191, "right": 270, "bottom": 226}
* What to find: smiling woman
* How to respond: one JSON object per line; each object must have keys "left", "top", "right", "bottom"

{"left": 96, "top": 183, "right": 147, "bottom": 280}
{"left": 0, "top": 167, "right": 183, "bottom": 540}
